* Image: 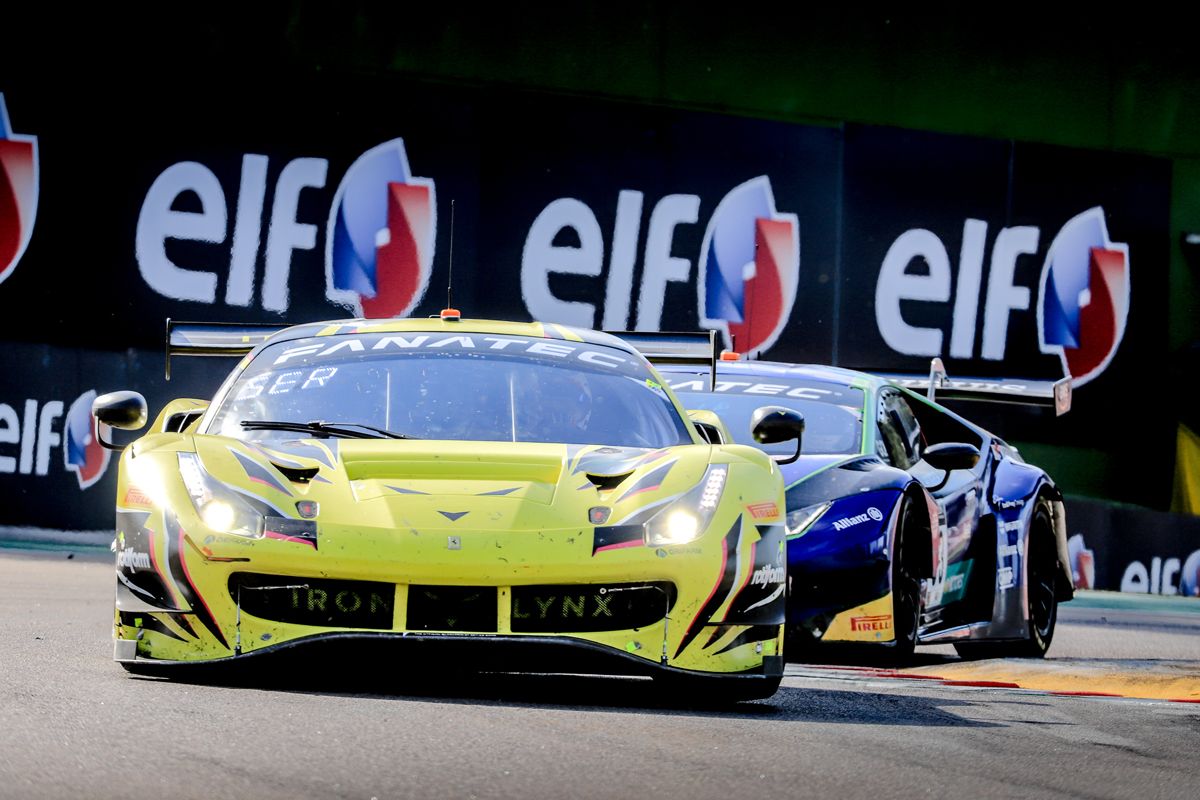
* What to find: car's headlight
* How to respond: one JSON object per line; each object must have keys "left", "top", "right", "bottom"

{"left": 786, "top": 501, "right": 830, "bottom": 538}
{"left": 644, "top": 466, "right": 727, "bottom": 547}
{"left": 178, "top": 452, "right": 264, "bottom": 538}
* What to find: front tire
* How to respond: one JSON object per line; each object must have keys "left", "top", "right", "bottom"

{"left": 889, "top": 496, "right": 923, "bottom": 662}
{"left": 955, "top": 496, "right": 1058, "bottom": 660}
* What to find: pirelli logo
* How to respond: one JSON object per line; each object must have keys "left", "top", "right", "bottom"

{"left": 850, "top": 614, "right": 892, "bottom": 632}
{"left": 746, "top": 502, "right": 779, "bottom": 520}
{"left": 122, "top": 486, "right": 153, "bottom": 507}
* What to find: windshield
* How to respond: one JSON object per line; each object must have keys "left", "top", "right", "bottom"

{"left": 669, "top": 375, "right": 865, "bottom": 456}
{"left": 206, "top": 332, "right": 693, "bottom": 448}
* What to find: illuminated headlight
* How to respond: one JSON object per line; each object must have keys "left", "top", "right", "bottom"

{"left": 786, "top": 502, "right": 830, "bottom": 538}
{"left": 644, "top": 466, "right": 727, "bottom": 547}
{"left": 178, "top": 452, "right": 263, "bottom": 538}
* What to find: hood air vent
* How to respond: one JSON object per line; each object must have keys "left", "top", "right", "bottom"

{"left": 272, "top": 463, "right": 320, "bottom": 484}
{"left": 585, "top": 471, "right": 634, "bottom": 491}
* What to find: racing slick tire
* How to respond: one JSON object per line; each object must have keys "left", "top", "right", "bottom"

{"left": 955, "top": 496, "right": 1058, "bottom": 660}
{"left": 889, "top": 495, "right": 923, "bottom": 663}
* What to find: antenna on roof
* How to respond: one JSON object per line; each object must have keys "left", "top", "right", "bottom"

{"left": 440, "top": 199, "right": 461, "bottom": 321}
{"left": 447, "top": 199, "right": 455, "bottom": 310}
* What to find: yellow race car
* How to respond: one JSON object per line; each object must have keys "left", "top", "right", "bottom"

{"left": 99, "top": 316, "right": 800, "bottom": 701}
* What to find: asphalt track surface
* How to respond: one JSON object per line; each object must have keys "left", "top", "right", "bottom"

{"left": 1, "top": 548, "right": 1198, "bottom": 800}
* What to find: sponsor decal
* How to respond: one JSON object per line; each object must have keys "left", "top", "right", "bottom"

{"left": 282, "top": 585, "right": 391, "bottom": 625}
{"left": 832, "top": 507, "right": 882, "bottom": 531}
{"left": 746, "top": 501, "right": 779, "bottom": 519}
{"left": 998, "top": 566, "right": 1015, "bottom": 589}
{"left": 850, "top": 614, "right": 891, "bottom": 632}
{"left": 669, "top": 378, "right": 861, "bottom": 406}
{"left": 510, "top": 583, "right": 674, "bottom": 633}
{"left": 270, "top": 333, "right": 633, "bottom": 371}
{"left": 233, "top": 574, "right": 395, "bottom": 630}
{"left": 116, "top": 547, "right": 152, "bottom": 572}
{"left": 1038, "top": 207, "right": 1129, "bottom": 387}
{"left": 203, "top": 534, "right": 255, "bottom": 548}
{"left": 64, "top": 390, "right": 110, "bottom": 489}
{"left": 123, "top": 486, "right": 154, "bottom": 507}
{"left": 0, "top": 94, "right": 38, "bottom": 286}
{"left": 698, "top": 177, "right": 800, "bottom": 354}
{"left": 749, "top": 562, "right": 785, "bottom": 587}
{"left": 512, "top": 593, "right": 615, "bottom": 620}
{"left": 326, "top": 139, "right": 436, "bottom": 318}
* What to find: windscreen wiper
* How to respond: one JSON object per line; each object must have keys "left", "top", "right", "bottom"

{"left": 240, "top": 420, "right": 418, "bottom": 440}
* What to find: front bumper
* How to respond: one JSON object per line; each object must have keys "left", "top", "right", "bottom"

{"left": 114, "top": 508, "right": 786, "bottom": 678}
{"left": 115, "top": 630, "right": 785, "bottom": 683}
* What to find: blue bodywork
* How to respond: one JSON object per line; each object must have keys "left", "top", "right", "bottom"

{"left": 662, "top": 359, "right": 1071, "bottom": 650}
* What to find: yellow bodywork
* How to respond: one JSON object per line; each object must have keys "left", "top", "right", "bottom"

{"left": 113, "top": 319, "right": 788, "bottom": 679}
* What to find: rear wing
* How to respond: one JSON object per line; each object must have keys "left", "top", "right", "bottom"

{"left": 605, "top": 330, "right": 717, "bottom": 387}
{"left": 881, "top": 358, "right": 1071, "bottom": 416}
{"left": 165, "top": 319, "right": 287, "bottom": 380}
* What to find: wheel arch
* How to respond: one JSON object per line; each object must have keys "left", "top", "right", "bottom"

{"left": 1038, "top": 484, "right": 1074, "bottom": 602}
{"left": 897, "top": 482, "right": 935, "bottom": 580}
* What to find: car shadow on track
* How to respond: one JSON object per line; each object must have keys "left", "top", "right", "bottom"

{"left": 125, "top": 661, "right": 1001, "bottom": 727}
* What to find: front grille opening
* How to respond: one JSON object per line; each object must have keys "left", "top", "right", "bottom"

{"left": 229, "top": 573, "right": 394, "bottom": 630}
{"left": 407, "top": 585, "right": 498, "bottom": 632}
{"left": 511, "top": 582, "right": 676, "bottom": 633}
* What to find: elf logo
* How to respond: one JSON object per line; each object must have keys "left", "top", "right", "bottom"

{"left": 64, "top": 390, "right": 110, "bottom": 489}
{"left": 875, "top": 205, "right": 1130, "bottom": 387}
{"left": 135, "top": 138, "right": 435, "bottom": 317}
{"left": 522, "top": 176, "right": 798, "bottom": 356}
{"left": 0, "top": 392, "right": 110, "bottom": 488}
{"left": 698, "top": 177, "right": 799, "bottom": 354}
{"left": 0, "top": 94, "right": 39, "bottom": 286}
{"left": 1038, "top": 207, "right": 1129, "bottom": 388}
{"left": 325, "top": 139, "right": 436, "bottom": 318}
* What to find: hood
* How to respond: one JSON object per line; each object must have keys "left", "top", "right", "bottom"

{"left": 189, "top": 436, "right": 711, "bottom": 534}
{"left": 778, "top": 454, "right": 857, "bottom": 487}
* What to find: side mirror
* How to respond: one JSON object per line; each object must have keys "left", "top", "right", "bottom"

{"left": 92, "top": 391, "right": 148, "bottom": 451}
{"left": 750, "top": 405, "right": 805, "bottom": 465}
{"left": 923, "top": 442, "right": 980, "bottom": 490}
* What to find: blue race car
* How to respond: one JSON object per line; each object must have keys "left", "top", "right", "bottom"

{"left": 659, "top": 356, "right": 1074, "bottom": 661}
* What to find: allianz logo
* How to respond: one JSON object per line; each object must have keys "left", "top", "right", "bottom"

{"left": 750, "top": 563, "right": 785, "bottom": 587}
{"left": 832, "top": 507, "right": 884, "bottom": 531}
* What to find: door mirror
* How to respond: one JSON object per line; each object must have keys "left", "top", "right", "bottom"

{"left": 751, "top": 405, "right": 805, "bottom": 465}
{"left": 92, "top": 391, "right": 148, "bottom": 451}
{"left": 923, "top": 442, "right": 980, "bottom": 472}
{"left": 923, "top": 442, "right": 980, "bottom": 491}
